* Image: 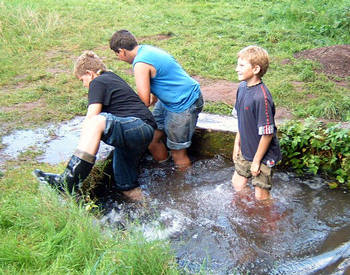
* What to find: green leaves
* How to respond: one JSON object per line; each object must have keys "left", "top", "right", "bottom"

{"left": 279, "top": 118, "right": 350, "bottom": 188}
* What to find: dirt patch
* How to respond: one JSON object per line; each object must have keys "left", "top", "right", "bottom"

{"left": 138, "top": 33, "right": 173, "bottom": 42}
{"left": 193, "top": 76, "right": 238, "bottom": 106}
{"left": 294, "top": 45, "right": 350, "bottom": 78}
{"left": 47, "top": 67, "right": 71, "bottom": 75}
{"left": 1, "top": 99, "right": 46, "bottom": 113}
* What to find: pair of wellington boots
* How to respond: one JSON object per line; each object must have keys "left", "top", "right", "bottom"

{"left": 34, "top": 155, "right": 93, "bottom": 194}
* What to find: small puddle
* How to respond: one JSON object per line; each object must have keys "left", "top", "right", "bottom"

{"left": 0, "top": 116, "right": 113, "bottom": 169}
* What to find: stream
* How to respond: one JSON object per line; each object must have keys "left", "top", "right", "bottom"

{"left": 1, "top": 115, "right": 349, "bottom": 274}
{"left": 100, "top": 156, "right": 350, "bottom": 274}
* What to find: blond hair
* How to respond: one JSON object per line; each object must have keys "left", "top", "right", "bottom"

{"left": 238, "top": 46, "right": 269, "bottom": 78}
{"left": 73, "top": 51, "right": 107, "bottom": 78}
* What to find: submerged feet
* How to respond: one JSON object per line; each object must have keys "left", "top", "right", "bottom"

{"left": 122, "top": 187, "right": 144, "bottom": 202}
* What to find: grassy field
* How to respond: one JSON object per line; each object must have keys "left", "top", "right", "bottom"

{"left": 1, "top": 0, "right": 350, "bottom": 135}
{"left": 1, "top": 0, "right": 350, "bottom": 273}
{"left": 0, "top": 163, "right": 179, "bottom": 274}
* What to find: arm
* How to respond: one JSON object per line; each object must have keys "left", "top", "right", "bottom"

{"left": 85, "top": 103, "right": 102, "bottom": 118}
{"left": 134, "top": 62, "right": 154, "bottom": 107}
{"left": 80, "top": 103, "right": 102, "bottom": 130}
{"left": 251, "top": 134, "right": 273, "bottom": 176}
{"left": 232, "top": 131, "right": 241, "bottom": 161}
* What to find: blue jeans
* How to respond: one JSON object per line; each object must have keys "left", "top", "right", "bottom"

{"left": 153, "top": 94, "right": 204, "bottom": 150}
{"left": 100, "top": 113, "right": 154, "bottom": 191}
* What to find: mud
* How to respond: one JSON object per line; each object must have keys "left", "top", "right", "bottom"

{"left": 294, "top": 45, "right": 350, "bottom": 78}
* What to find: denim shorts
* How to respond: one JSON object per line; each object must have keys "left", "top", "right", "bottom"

{"left": 99, "top": 113, "right": 154, "bottom": 191}
{"left": 152, "top": 94, "right": 203, "bottom": 150}
{"left": 234, "top": 151, "right": 273, "bottom": 190}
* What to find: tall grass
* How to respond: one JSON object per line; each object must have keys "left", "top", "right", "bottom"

{"left": 1, "top": 0, "right": 349, "bottom": 131}
{"left": 0, "top": 164, "right": 179, "bottom": 274}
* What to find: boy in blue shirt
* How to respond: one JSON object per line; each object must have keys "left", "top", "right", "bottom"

{"left": 232, "top": 46, "right": 281, "bottom": 201}
{"left": 109, "top": 30, "right": 203, "bottom": 170}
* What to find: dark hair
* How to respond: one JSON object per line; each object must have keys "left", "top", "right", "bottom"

{"left": 109, "top": 30, "right": 138, "bottom": 52}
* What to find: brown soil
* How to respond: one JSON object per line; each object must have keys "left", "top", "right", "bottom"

{"left": 294, "top": 45, "right": 350, "bottom": 78}
{"left": 138, "top": 33, "right": 173, "bottom": 42}
{"left": 192, "top": 76, "right": 238, "bottom": 106}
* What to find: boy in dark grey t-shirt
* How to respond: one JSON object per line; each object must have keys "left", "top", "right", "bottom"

{"left": 232, "top": 46, "right": 281, "bottom": 201}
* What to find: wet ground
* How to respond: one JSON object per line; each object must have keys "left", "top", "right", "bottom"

{"left": 1, "top": 116, "right": 350, "bottom": 274}
{"left": 0, "top": 113, "right": 236, "bottom": 169}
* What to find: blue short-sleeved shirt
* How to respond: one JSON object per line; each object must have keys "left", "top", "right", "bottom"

{"left": 234, "top": 81, "right": 281, "bottom": 166}
{"left": 132, "top": 45, "right": 201, "bottom": 113}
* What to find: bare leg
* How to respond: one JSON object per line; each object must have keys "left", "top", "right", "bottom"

{"left": 171, "top": 149, "right": 191, "bottom": 170}
{"left": 77, "top": 115, "right": 106, "bottom": 155}
{"left": 254, "top": 186, "right": 271, "bottom": 201}
{"left": 231, "top": 171, "right": 249, "bottom": 192}
{"left": 231, "top": 171, "right": 252, "bottom": 209}
{"left": 148, "top": 129, "right": 169, "bottom": 162}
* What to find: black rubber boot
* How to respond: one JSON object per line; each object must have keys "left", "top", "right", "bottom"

{"left": 34, "top": 155, "right": 94, "bottom": 194}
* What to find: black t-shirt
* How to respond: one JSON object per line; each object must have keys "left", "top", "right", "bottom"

{"left": 234, "top": 81, "right": 281, "bottom": 166}
{"left": 88, "top": 71, "right": 156, "bottom": 129}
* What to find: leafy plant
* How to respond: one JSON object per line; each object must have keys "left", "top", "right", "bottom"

{"left": 279, "top": 118, "right": 350, "bottom": 188}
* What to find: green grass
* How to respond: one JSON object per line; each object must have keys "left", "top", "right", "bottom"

{"left": 1, "top": 0, "right": 350, "bottom": 133}
{"left": 0, "top": 163, "right": 179, "bottom": 274}
{"left": 1, "top": 0, "right": 350, "bottom": 273}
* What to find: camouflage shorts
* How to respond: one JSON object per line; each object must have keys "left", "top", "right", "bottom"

{"left": 234, "top": 151, "right": 273, "bottom": 190}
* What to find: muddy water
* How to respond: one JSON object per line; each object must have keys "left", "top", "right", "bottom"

{"left": 100, "top": 156, "right": 350, "bottom": 275}
{"left": 2, "top": 116, "right": 350, "bottom": 274}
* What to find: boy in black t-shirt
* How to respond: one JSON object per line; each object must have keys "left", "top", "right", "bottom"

{"left": 34, "top": 51, "right": 156, "bottom": 201}
{"left": 232, "top": 46, "right": 281, "bottom": 201}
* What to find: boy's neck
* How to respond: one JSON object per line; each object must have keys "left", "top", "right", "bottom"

{"left": 246, "top": 76, "right": 262, "bottom": 87}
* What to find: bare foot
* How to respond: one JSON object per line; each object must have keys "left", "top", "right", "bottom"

{"left": 122, "top": 187, "right": 144, "bottom": 202}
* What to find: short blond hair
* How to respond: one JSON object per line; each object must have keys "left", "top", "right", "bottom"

{"left": 73, "top": 51, "right": 107, "bottom": 78}
{"left": 238, "top": 46, "right": 269, "bottom": 78}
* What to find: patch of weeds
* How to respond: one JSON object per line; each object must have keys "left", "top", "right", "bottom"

{"left": 0, "top": 88, "right": 43, "bottom": 106}
{"left": 26, "top": 74, "right": 49, "bottom": 82}
{"left": 37, "top": 85, "right": 60, "bottom": 93}
{"left": 0, "top": 110, "right": 19, "bottom": 123}
{"left": 293, "top": 60, "right": 319, "bottom": 82}
{"left": 203, "top": 102, "right": 232, "bottom": 115}
{"left": 273, "top": 82, "right": 296, "bottom": 103}
{"left": 302, "top": 94, "right": 350, "bottom": 121}
{"left": 17, "top": 147, "right": 44, "bottom": 162}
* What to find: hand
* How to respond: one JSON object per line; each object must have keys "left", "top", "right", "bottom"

{"left": 232, "top": 146, "right": 240, "bottom": 161}
{"left": 250, "top": 162, "right": 261, "bottom": 176}
{"left": 149, "top": 94, "right": 158, "bottom": 106}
